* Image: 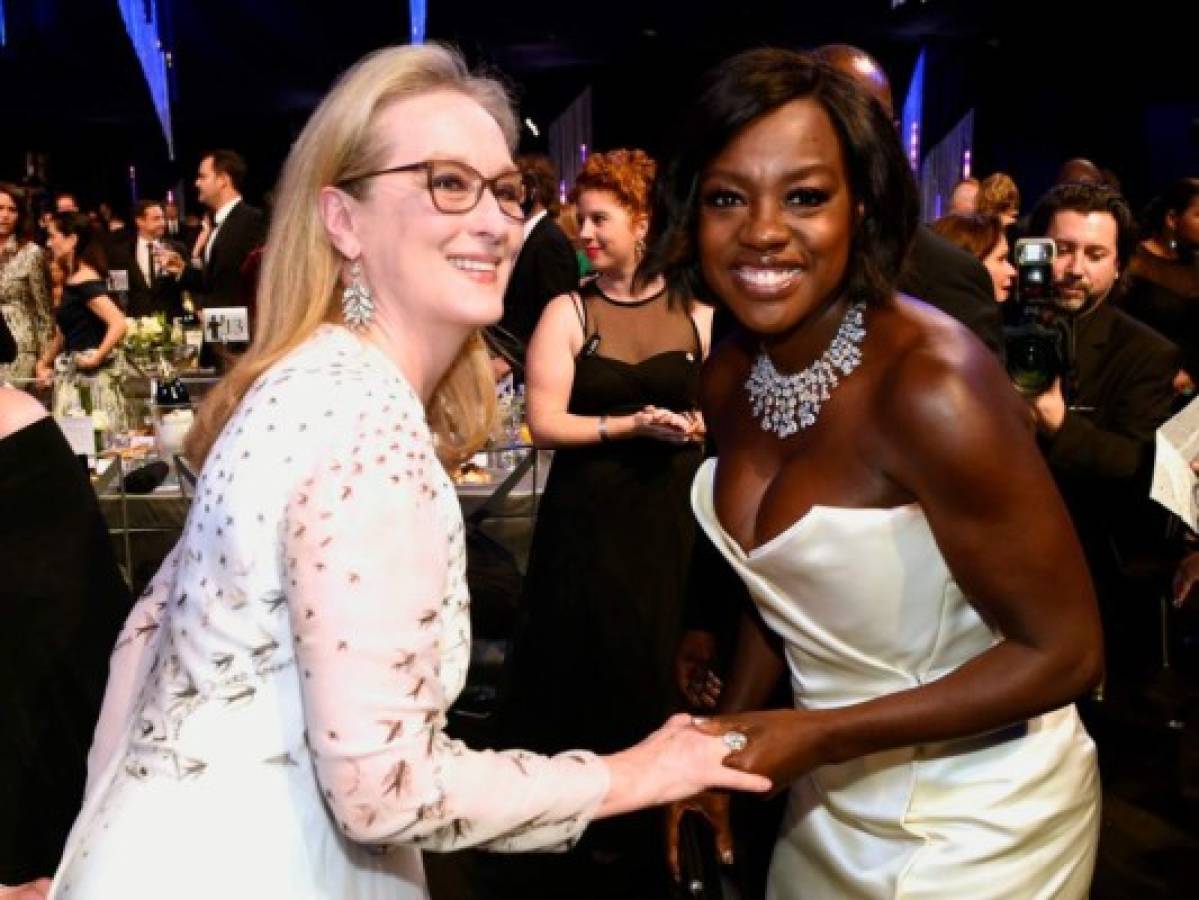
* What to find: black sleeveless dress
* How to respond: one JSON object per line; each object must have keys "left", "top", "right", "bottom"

{"left": 0, "top": 416, "right": 130, "bottom": 883}
{"left": 499, "top": 280, "right": 704, "bottom": 896}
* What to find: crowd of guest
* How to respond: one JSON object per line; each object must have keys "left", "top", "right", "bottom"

{"left": 2, "top": 37, "right": 1198, "bottom": 900}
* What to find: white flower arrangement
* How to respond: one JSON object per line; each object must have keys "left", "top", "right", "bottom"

{"left": 123, "top": 313, "right": 171, "bottom": 353}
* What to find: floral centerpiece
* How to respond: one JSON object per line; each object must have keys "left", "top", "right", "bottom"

{"left": 123, "top": 313, "right": 195, "bottom": 373}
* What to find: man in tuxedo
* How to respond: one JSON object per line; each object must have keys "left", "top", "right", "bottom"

{"left": 491, "top": 154, "right": 579, "bottom": 378}
{"left": 163, "top": 150, "right": 265, "bottom": 312}
{"left": 110, "top": 200, "right": 186, "bottom": 319}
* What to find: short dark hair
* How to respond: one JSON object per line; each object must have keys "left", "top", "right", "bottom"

{"left": 205, "top": 149, "right": 248, "bottom": 192}
{"left": 517, "top": 154, "right": 560, "bottom": 217}
{"left": 53, "top": 211, "right": 108, "bottom": 276}
{"left": 1030, "top": 182, "right": 1136, "bottom": 268}
{"left": 642, "top": 47, "right": 918, "bottom": 307}
{"left": 134, "top": 198, "right": 164, "bottom": 220}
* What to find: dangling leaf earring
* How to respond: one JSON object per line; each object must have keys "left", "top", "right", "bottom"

{"left": 341, "top": 259, "right": 374, "bottom": 329}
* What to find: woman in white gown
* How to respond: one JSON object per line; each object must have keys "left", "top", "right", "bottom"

{"left": 44, "top": 44, "right": 768, "bottom": 900}
{"left": 649, "top": 49, "right": 1103, "bottom": 898}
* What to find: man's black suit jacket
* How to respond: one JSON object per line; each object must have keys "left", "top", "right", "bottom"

{"left": 1044, "top": 301, "right": 1181, "bottom": 574}
{"left": 1046, "top": 302, "right": 1180, "bottom": 481}
{"left": 494, "top": 214, "right": 579, "bottom": 370}
{"left": 898, "top": 224, "right": 1006, "bottom": 360}
{"left": 182, "top": 199, "right": 266, "bottom": 309}
{"left": 110, "top": 236, "right": 186, "bottom": 319}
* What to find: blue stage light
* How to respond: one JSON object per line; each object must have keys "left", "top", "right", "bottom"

{"left": 410, "top": 0, "right": 426, "bottom": 44}
{"left": 117, "top": 0, "right": 174, "bottom": 158}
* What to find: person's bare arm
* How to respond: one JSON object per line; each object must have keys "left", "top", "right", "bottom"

{"left": 526, "top": 293, "right": 691, "bottom": 448}
{"left": 703, "top": 341, "right": 1102, "bottom": 787}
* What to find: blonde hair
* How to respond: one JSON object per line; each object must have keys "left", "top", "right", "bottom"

{"left": 978, "top": 172, "right": 1021, "bottom": 218}
{"left": 184, "top": 44, "right": 517, "bottom": 469}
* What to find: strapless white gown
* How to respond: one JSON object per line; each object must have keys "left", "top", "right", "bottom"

{"left": 692, "top": 459, "right": 1099, "bottom": 899}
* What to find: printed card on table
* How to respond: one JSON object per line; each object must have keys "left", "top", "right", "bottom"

{"left": 200, "top": 307, "right": 250, "bottom": 343}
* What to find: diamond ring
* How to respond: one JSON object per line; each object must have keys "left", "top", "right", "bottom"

{"left": 722, "top": 730, "right": 749, "bottom": 753}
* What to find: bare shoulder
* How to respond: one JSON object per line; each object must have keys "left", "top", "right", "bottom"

{"left": 699, "top": 329, "right": 753, "bottom": 423}
{"left": 870, "top": 296, "right": 1027, "bottom": 456}
{"left": 538, "top": 291, "right": 586, "bottom": 332}
{"left": 0, "top": 387, "right": 48, "bottom": 441}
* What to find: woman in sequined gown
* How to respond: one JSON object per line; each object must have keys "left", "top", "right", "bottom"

{"left": 649, "top": 49, "right": 1103, "bottom": 899}
{"left": 47, "top": 45, "right": 765, "bottom": 900}
{"left": 0, "top": 184, "right": 52, "bottom": 382}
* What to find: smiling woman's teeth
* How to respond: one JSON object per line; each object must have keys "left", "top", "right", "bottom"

{"left": 735, "top": 267, "right": 800, "bottom": 288}
{"left": 449, "top": 258, "right": 496, "bottom": 272}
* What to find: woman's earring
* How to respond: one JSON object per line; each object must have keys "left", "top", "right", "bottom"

{"left": 634, "top": 237, "right": 647, "bottom": 261}
{"left": 341, "top": 260, "right": 374, "bottom": 329}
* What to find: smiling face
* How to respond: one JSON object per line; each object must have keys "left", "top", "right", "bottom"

{"left": 697, "top": 98, "right": 855, "bottom": 340}
{"left": 576, "top": 189, "right": 644, "bottom": 275}
{"left": 136, "top": 204, "right": 166, "bottom": 241}
{"left": 342, "top": 91, "right": 521, "bottom": 332}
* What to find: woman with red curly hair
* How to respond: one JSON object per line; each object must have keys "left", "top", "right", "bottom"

{"left": 494, "top": 149, "right": 714, "bottom": 896}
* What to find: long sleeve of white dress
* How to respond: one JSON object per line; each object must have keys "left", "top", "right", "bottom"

{"left": 283, "top": 391, "right": 610, "bottom": 852}
{"left": 84, "top": 542, "right": 183, "bottom": 799}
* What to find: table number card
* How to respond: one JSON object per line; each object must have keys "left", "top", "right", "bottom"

{"left": 200, "top": 307, "right": 250, "bottom": 343}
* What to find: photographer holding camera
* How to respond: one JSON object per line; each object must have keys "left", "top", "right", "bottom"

{"left": 1025, "top": 182, "right": 1178, "bottom": 479}
{"left": 1022, "top": 182, "right": 1181, "bottom": 672}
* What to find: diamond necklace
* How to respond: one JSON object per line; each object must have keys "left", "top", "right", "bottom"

{"left": 745, "top": 299, "right": 867, "bottom": 438}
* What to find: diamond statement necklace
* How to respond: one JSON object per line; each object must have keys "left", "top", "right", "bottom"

{"left": 745, "top": 299, "right": 867, "bottom": 438}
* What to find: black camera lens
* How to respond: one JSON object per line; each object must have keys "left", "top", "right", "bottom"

{"left": 1008, "top": 333, "right": 1059, "bottom": 396}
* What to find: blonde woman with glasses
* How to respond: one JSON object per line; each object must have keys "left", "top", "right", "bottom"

{"left": 45, "top": 45, "right": 766, "bottom": 900}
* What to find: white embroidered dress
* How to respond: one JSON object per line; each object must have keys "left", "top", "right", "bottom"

{"left": 50, "top": 326, "right": 608, "bottom": 899}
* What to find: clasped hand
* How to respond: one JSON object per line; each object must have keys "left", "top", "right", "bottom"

{"left": 666, "top": 709, "right": 829, "bottom": 882}
{"left": 630, "top": 406, "right": 705, "bottom": 444}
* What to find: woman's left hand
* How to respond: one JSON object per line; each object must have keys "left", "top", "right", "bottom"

{"left": 693, "top": 709, "right": 828, "bottom": 793}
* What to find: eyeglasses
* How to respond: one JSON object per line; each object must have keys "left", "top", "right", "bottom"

{"left": 337, "top": 159, "right": 527, "bottom": 221}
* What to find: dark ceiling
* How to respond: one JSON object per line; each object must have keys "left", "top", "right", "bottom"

{"left": 2, "top": 0, "right": 1195, "bottom": 211}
